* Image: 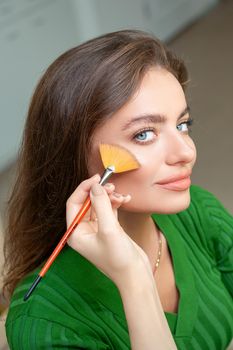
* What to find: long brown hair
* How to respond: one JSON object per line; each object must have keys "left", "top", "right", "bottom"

{"left": 3, "top": 30, "right": 188, "bottom": 298}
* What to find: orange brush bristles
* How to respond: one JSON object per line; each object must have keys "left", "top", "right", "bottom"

{"left": 99, "top": 144, "right": 140, "bottom": 173}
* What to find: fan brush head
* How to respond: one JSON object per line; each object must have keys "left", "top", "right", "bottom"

{"left": 99, "top": 144, "right": 140, "bottom": 173}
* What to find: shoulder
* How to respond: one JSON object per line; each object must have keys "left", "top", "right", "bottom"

{"left": 5, "top": 264, "right": 105, "bottom": 348}
{"left": 6, "top": 249, "right": 91, "bottom": 330}
{"left": 174, "top": 184, "right": 233, "bottom": 258}
{"left": 172, "top": 183, "right": 223, "bottom": 224}
{"left": 189, "top": 183, "right": 222, "bottom": 205}
{"left": 5, "top": 248, "right": 128, "bottom": 348}
{"left": 188, "top": 184, "right": 233, "bottom": 232}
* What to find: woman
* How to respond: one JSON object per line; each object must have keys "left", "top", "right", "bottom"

{"left": 3, "top": 30, "right": 233, "bottom": 349}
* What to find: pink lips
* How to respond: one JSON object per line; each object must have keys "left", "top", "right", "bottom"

{"left": 157, "top": 173, "right": 192, "bottom": 191}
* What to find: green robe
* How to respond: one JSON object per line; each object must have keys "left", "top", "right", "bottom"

{"left": 6, "top": 185, "right": 233, "bottom": 349}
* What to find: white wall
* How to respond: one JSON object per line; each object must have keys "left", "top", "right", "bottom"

{"left": 72, "top": 0, "right": 218, "bottom": 42}
{"left": 0, "top": 0, "right": 218, "bottom": 172}
{"left": 0, "top": 0, "right": 80, "bottom": 172}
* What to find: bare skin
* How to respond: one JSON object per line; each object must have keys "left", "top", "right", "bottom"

{"left": 67, "top": 67, "right": 197, "bottom": 349}
{"left": 88, "top": 67, "right": 196, "bottom": 311}
{"left": 67, "top": 176, "right": 177, "bottom": 349}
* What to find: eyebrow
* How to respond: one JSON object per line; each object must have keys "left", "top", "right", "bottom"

{"left": 121, "top": 106, "right": 190, "bottom": 131}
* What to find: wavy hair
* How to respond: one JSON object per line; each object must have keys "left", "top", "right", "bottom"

{"left": 3, "top": 29, "right": 188, "bottom": 298}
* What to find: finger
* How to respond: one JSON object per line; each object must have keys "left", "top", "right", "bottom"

{"left": 104, "top": 183, "right": 115, "bottom": 193}
{"left": 90, "top": 183, "right": 119, "bottom": 233}
{"left": 90, "top": 192, "right": 131, "bottom": 222}
{"left": 89, "top": 183, "right": 115, "bottom": 221}
{"left": 111, "top": 193, "right": 131, "bottom": 218}
{"left": 67, "top": 174, "right": 101, "bottom": 206}
{"left": 109, "top": 192, "right": 130, "bottom": 208}
{"left": 66, "top": 174, "right": 100, "bottom": 225}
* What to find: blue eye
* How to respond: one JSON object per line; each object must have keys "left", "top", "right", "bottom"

{"left": 133, "top": 129, "right": 155, "bottom": 144}
{"left": 177, "top": 118, "right": 193, "bottom": 132}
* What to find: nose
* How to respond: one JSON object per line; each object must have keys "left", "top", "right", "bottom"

{"left": 165, "top": 129, "right": 196, "bottom": 166}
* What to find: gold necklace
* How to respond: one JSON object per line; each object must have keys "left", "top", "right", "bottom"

{"left": 153, "top": 230, "right": 162, "bottom": 274}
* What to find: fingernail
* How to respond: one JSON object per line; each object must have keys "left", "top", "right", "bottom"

{"left": 124, "top": 194, "right": 131, "bottom": 201}
{"left": 113, "top": 192, "right": 122, "bottom": 198}
{"left": 105, "top": 183, "right": 114, "bottom": 188}
{"left": 91, "top": 183, "right": 104, "bottom": 195}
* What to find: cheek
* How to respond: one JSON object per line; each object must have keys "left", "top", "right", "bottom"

{"left": 87, "top": 146, "right": 106, "bottom": 177}
{"left": 88, "top": 159, "right": 104, "bottom": 177}
{"left": 110, "top": 160, "right": 155, "bottom": 195}
{"left": 113, "top": 167, "right": 158, "bottom": 214}
{"left": 189, "top": 138, "right": 197, "bottom": 165}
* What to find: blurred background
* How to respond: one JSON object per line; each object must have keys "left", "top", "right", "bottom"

{"left": 0, "top": 0, "right": 232, "bottom": 349}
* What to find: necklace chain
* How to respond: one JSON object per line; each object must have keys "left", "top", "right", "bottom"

{"left": 153, "top": 230, "right": 162, "bottom": 274}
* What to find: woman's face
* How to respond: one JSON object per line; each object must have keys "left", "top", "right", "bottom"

{"left": 88, "top": 67, "right": 197, "bottom": 214}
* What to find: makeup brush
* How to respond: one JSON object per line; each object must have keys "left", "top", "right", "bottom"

{"left": 24, "top": 144, "right": 140, "bottom": 301}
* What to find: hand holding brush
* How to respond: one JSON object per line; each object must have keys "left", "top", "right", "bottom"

{"left": 24, "top": 144, "right": 141, "bottom": 300}
{"left": 66, "top": 176, "right": 150, "bottom": 288}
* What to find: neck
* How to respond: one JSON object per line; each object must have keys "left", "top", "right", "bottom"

{"left": 118, "top": 210, "right": 160, "bottom": 252}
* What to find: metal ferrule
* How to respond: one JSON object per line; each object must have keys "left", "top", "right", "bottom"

{"left": 99, "top": 166, "right": 115, "bottom": 185}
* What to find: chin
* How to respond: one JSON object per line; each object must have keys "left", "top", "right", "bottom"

{"left": 155, "top": 189, "right": 191, "bottom": 214}
{"left": 161, "top": 202, "right": 190, "bottom": 214}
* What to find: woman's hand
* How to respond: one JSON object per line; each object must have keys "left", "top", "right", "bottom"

{"left": 66, "top": 174, "right": 150, "bottom": 288}
{"left": 66, "top": 175, "right": 177, "bottom": 350}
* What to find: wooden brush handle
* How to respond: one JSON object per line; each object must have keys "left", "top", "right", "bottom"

{"left": 24, "top": 169, "right": 114, "bottom": 301}
{"left": 39, "top": 196, "right": 91, "bottom": 277}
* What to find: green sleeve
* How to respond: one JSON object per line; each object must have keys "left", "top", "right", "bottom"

{"left": 192, "top": 185, "right": 233, "bottom": 297}
{"left": 6, "top": 315, "right": 109, "bottom": 350}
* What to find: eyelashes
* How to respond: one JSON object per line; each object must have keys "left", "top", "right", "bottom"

{"left": 177, "top": 118, "right": 194, "bottom": 132}
{"left": 133, "top": 128, "right": 156, "bottom": 145}
{"left": 132, "top": 117, "right": 194, "bottom": 145}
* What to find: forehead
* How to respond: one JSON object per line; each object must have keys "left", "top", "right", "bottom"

{"left": 123, "top": 67, "right": 185, "bottom": 113}
{"left": 93, "top": 67, "right": 186, "bottom": 136}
